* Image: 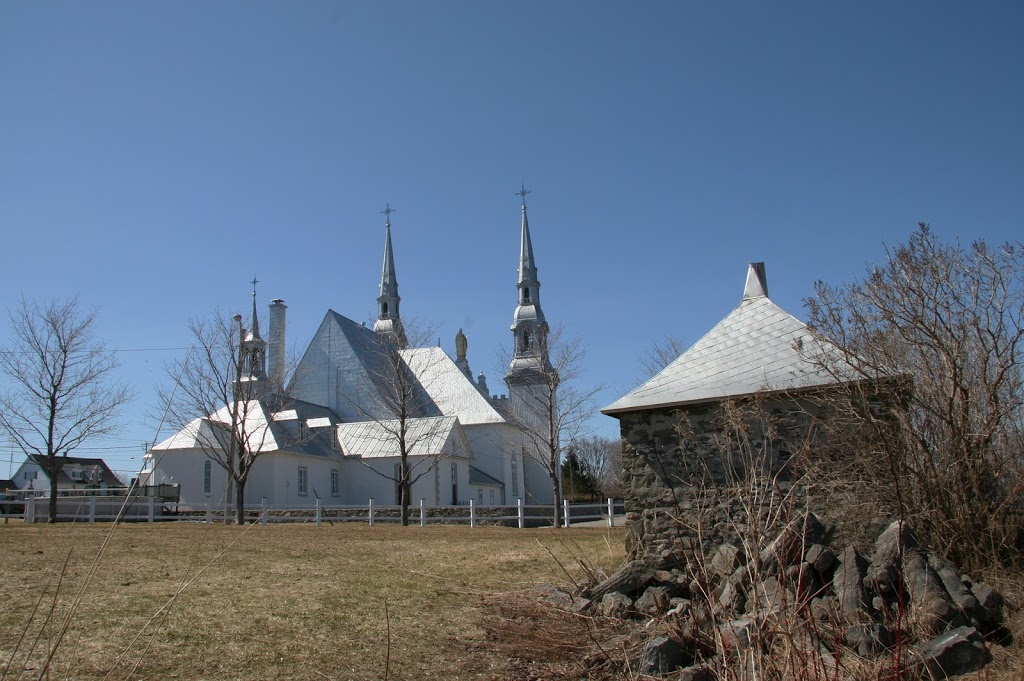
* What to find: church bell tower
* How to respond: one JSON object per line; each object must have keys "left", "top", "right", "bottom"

{"left": 236, "top": 278, "right": 269, "bottom": 398}
{"left": 505, "top": 185, "right": 552, "bottom": 385}
{"left": 373, "top": 204, "right": 407, "bottom": 348}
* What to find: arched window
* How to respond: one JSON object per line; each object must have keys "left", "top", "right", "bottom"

{"left": 523, "top": 329, "right": 531, "bottom": 350}
{"left": 522, "top": 288, "right": 531, "bottom": 303}
{"left": 381, "top": 302, "right": 389, "bottom": 318}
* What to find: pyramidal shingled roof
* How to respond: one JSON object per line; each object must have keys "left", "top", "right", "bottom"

{"left": 602, "top": 263, "right": 854, "bottom": 415}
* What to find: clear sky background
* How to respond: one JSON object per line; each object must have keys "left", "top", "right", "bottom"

{"left": 1, "top": 1, "right": 1022, "bottom": 479}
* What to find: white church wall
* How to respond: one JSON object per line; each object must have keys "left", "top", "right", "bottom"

{"left": 150, "top": 449, "right": 227, "bottom": 510}
{"left": 522, "top": 444, "right": 555, "bottom": 505}
{"left": 260, "top": 453, "right": 340, "bottom": 508}
{"left": 342, "top": 456, "right": 471, "bottom": 506}
{"left": 464, "top": 423, "right": 520, "bottom": 501}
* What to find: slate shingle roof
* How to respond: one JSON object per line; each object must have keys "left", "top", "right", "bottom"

{"left": 603, "top": 264, "right": 854, "bottom": 414}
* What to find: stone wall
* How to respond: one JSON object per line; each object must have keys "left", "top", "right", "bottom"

{"left": 617, "top": 393, "right": 862, "bottom": 561}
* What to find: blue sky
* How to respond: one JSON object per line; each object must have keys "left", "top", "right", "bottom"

{"left": 1, "top": 1, "right": 1022, "bottom": 477}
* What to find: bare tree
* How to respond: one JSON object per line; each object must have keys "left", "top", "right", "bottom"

{"left": 806, "top": 224, "right": 1024, "bottom": 567}
{"left": 502, "top": 325, "right": 605, "bottom": 528}
{"left": 637, "top": 334, "right": 685, "bottom": 379}
{"left": 0, "top": 297, "right": 132, "bottom": 522}
{"left": 572, "top": 434, "right": 624, "bottom": 498}
{"left": 157, "top": 310, "right": 289, "bottom": 525}
{"left": 349, "top": 319, "right": 454, "bottom": 526}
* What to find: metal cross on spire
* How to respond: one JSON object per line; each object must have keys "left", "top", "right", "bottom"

{"left": 381, "top": 203, "right": 396, "bottom": 224}
{"left": 250, "top": 276, "right": 260, "bottom": 297}
{"left": 516, "top": 183, "right": 531, "bottom": 206}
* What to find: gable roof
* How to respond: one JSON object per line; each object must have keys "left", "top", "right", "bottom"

{"left": 151, "top": 397, "right": 341, "bottom": 459}
{"left": 400, "top": 347, "right": 506, "bottom": 425}
{"left": 291, "top": 310, "right": 441, "bottom": 422}
{"left": 603, "top": 263, "right": 856, "bottom": 415}
{"left": 24, "top": 455, "right": 120, "bottom": 485}
{"left": 335, "top": 415, "right": 469, "bottom": 459}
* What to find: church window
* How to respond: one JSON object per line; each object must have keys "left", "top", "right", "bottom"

{"left": 477, "top": 489, "right": 484, "bottom": 505}
{"left": 298, "top": 466, "right": 308, "bottom": 496}
{"left": 489, "top": 489, "right": 495, "bottom": 505}
{"left": 523, "top": 329, "right": 531, "bottom": 350}
{"left": 522, "top": 288, "right": 530, "bottom": 303}
{"left": 451, "top": 463, "right": 458, "bottom": 504}
{"left": 434, "top": 465, "right": 441, "bottom": 505}
{"left": 381, "top": 302, "right": 389, "bottom": 318}
{"left": 203, "top": 461, "right": 211, "bottom": 495}
{"left": 330, "top": 469, "right": 340, "bottom": 496}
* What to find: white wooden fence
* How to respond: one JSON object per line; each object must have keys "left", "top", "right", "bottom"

{"left": 1, "top": 492, "right": 624, "bottom": 528}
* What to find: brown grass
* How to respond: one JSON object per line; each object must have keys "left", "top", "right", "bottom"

{"left": 0, "top": 521, "right": 625, "bottom": 681}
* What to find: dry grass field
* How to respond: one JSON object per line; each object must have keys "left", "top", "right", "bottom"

{"left": 0, "top": 521, "right": 626, "bottom": 681}
{"left": 4, "top": 520, "right": 1023, "bottom": 681}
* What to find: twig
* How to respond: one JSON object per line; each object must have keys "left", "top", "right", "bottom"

{"left": 383, "top": 597, "right": 391, "bottom": 681}
{"left": 535, "top": 539, "right": 585, "bottom": 594}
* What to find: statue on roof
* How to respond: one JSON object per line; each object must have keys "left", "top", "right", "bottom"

{"left": 455, "top": 328, "right": 468, "bottom": 361}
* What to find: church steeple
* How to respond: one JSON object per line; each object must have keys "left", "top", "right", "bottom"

{"left": 506, "top": 185, "right": 551, "bottom": 382}
{"left": 373, "top": 204, "right": 407, "bottom": 348}
{"left": 238, "top": 278, "right": 268, "bottom": 395}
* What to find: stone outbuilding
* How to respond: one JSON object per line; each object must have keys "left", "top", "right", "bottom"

{"left": 602, "top": 263, "right": 865, "bottom": 560}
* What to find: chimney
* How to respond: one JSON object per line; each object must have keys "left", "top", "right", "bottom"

{"left": 268, "top": 299, "right": 287, "bottom": 392}
{"left": 742, "top": 262, "right": 769, "bottom": 300}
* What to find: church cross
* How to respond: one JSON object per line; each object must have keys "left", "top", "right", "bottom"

{"left": 250, "top": 276, "right": 260, "bottom": 296}
{"left": 516, "top": 183, "right": 531, "bottom": 205}
{"left": 381, "top": 203, "right": 396, "bottom": 222}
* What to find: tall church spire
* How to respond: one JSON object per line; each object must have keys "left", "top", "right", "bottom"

{"left": 373, "top": 204, "right": 407, "bottom": 347}
{"left": 246, "top": 280, "right": 262, "bottom": 342}
{"left": 238, "top": 278, "right": 268, "bottom": 396}
{"left": 506, "top": 185, "right": 551, "bottom": 382}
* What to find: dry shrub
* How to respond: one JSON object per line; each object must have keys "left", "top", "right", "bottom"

{"left": 807, "top": 225, "right": 1024, "bottom": 570}
{"left": 480, "top": 592, "right": 651, "bottom": 681}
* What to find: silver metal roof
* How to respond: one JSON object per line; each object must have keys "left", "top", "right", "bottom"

{"left": 335, "top": 415, "right": 467, "bottom": 459}
{"left": 603, "top": 263, "right": 854, "bottom": 415}
{"left": 401, "top": 347, "right": 507, "bottom": 425}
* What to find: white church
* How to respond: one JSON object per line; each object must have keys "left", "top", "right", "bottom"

{"left": 145, "top": 193, "right": 556, "bottom": 511}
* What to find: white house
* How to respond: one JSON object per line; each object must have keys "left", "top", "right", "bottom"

{"left": 13, "top": 455, "right": 121, "bottom": 491}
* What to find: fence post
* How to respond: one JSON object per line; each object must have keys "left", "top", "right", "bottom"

{"left": 25, "top": 497, "right": 35, "bottom": 524}
{"left": 469, "top": 499, "right": 476, "bottom": 528}
{"left": 148, "top": 496, "right": 155, "bottom": 523}
{"left": 419, "top": 499, "right": 426, "bottom": 527}
{"left": 517, "top": 498, "right": 524, "bottom": 529}
{"left": 563, "top": 499, "right": 570, "bottom": 528}
{"left": 368, "top": 498, "right": 375, "bottom": 527}
{"left": 205, "top": 498, "right": 212, "bottom": 524}
{"left": 89, "top": 496, "right": 96, "bottom": 523}
{"left": 316, "top": 499, "right": 322, "bottom": 527}
{"left": 607, "top": 498, "right": 614, "bottom": 528}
